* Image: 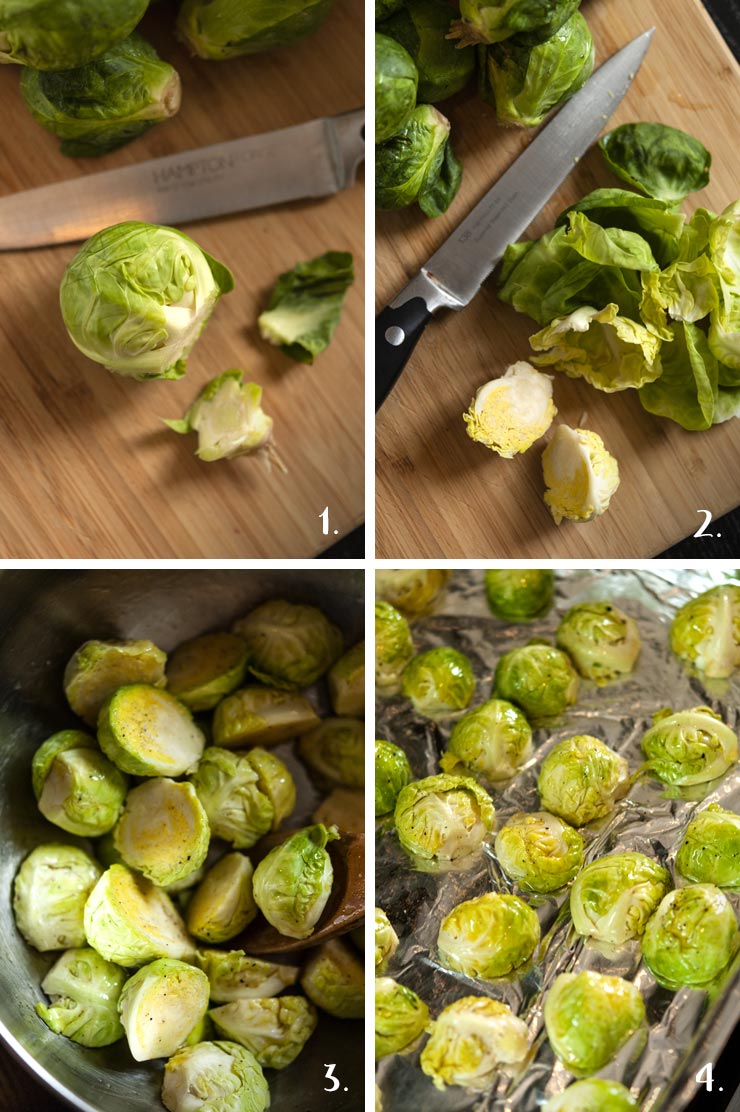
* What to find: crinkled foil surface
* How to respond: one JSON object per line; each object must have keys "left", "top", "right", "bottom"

{"left": 375, "top": 569, "right": 740, "bottom": 1112}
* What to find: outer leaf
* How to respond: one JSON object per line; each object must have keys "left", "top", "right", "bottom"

{"left": 599, "top": 122, "right": 711, "bottom": 204}
{"left": 639, "top": 321, "right": 717, "bottom": 429}
{"left": 258, "top": 251, "right": 354, "bottom": 364}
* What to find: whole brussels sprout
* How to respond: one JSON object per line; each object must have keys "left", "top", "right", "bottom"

{"left": 98, "top": 684, "right": 206, "bottom": 778}
{"left": 375, "top": 976, "right": 429, "bottom": 1058}
{"left": 186, "top": 853, "right": 257, "bottom": 944}
{"left": 437, "top": 892, "right": 540, "bottom": 979}
{"left": 670, "top": 583, "right": 740, "bottom": 677}
{"left": 676, "top": 805, "right": 740, "bottom": 887}
{"left": 162, "top": 1041, "right": 269, "bottom": 1112}
{"left": 640, "top": 706, "right": 738, "bottom": 785}
{"left": 232, "top": 599, "right": 343, "bottom": 689}
{"left": 570, "top": 852, "right": 671, "bottom": 944}
{"left": 299, "top": 717, "right": 365, "bottom": 788}
{"left": 375, "top": 569, "right": 450, "bottom": 616}
{"left": 401, "top": 647, "right": 476, "bottom": 717}
{"left": 383, "top": 0, "right": 475, "bottom": 103}
{"left": 210, "top": 996, "right": 317, "bottom": 1069}
{"left": 64, "top": 638, "right": 166, "bottom": 726}
{"left": 166, "top": 632, "right": 249, "bottom": 712}
{"left": 32, "top": 729, "right": 127, "bottom": 837}
{"left": 84, "top": 864, "right": 195, "bottom": 966}
{"left": 0, "top": 0, "right": 149, "bottom": 70}
{"left": 195, "top": 949, "right": 299, "bottom": 1003}
{"left": 484, "top": 569, "right": 554, "bottom": 621}
{"left": 376, "top": 104, "right": 462, "bottom": 218}
{"left": 494, "top": 642, "right": 578, "bottom": 718}
{"left": 538, "top": 735, "right": 629, "bottom": 826}
{"left": 375, "top": 739, "right": 412, "bottom": 816}
{"left": 13, "top": 843, "right": 101, "bottom": 952}
{"left": 376, "top": 0, "right": 406, "bottom": 18}
{"left": 543, "top": 1080, "right": 639, "bottom": 1112}
{"left": 544, "top": 971, "right": 645, "bottom": 1073}
{"left": 252, "top": 824, "right": 339, "bottom": 940}
{"left": 300, "top": 938, "right": 364, "bottom": 1018}
{"left": 555, "top": 601, "right": 641, "bottom": 683}
{"left": 441, "top": 698, "right": 532, "bottom": 781}
{"left": 113, "top": 777, "right": 211, "bottom": 886}
{"left": 375, "top": 907, "right": 399, "bottom": 970}
{"left": 450, "top": 0, "right": 581, "bottom": 46}
{"left": 328, "top": 641, "right": 365, "bottom": 717}
{"left": 494, "top": 811, "right": 583, "bottom": 893}
{"left": 642, "top": 884, "right": 738, "bottom": 989}
{"left": 375, "top": 601, "right": 414, "bottom": 691}
{"left": 36, "top": 947, "right": 126, "bottom": 1048}
{"left": 119, "top": 958, "right": 210, "bottom": 1062}
{"left": 420, "top": 996, "right": 529, "bottom": 1090}
{"left": 394, "top": 773, "right": 495, "bottom": 861}
{"left": 177, "top": 0, "right": 336, "bottom": 59}
{"left": 375, "top": 32, "right": 418, "bottom": 143}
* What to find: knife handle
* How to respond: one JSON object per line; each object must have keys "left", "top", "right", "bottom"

{"left": 375, "top": 298, "right": 433, "bottom": 412}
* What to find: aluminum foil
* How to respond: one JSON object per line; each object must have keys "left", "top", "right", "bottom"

{"left": 375, "top": 568, "right": 740, "bottom": 1112}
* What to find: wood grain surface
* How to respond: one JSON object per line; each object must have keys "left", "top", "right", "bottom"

{"left": 0, "top": 0, "right": 364, "bottom": 559}
{"left": 376, "top": 0, "right": 740, "bottom": 558}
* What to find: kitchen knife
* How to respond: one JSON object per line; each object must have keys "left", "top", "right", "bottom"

{"left": 375, "top": 29, "right": 654, "bottom": 411}
{"left": 0, "top": 108, "right": 365, "bottom": 250}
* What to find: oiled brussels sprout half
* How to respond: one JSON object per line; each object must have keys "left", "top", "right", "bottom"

{"left": 113, "top": 777, "right": 210, "bottom": 886}
{"left": 484, "top": 569, "right": 554, "bottom": 621}
{"left": 437, "top": 892, "right": 540, "bottom": 980}
{"left": 555, "top": 601, "right": 641, "bottom": 683}
{"left": 161, "top": 1041, "right": 269, "bottom": 1112}
{"left": 328, "top": 641, "right": 365, "bottom": 716}
{"left": 640, "top": 706, "right": 738, "bottom": 785}
{"left": 375, "top": 601, "right": 414, "bottom": 691}
{"left": 441, "top": 698, "right": 533, "bottom": 781}
{"left": 232, "top": 598, "right": 343, "bottom": 689}
{"left": 13, "top": 844, "right": 101, "bottom": 952}
{"left": 84, "top": 865, "right": 195, "bottom": 967}
{"left": 186, "top": 853, "right": 257, "bottom": 944}
{"left": 375, "top": 907, "right": 399, "bottom": 971}
{"left": 570, "top": 852, "right": 671, "bottom": 944}
{"left": 375, "top": 977, "right": 429, "bottom": 1058}
{"left": 375, "top": 739, "right": 412, "bottom": 816}
{"left": 538, "top": 735, "right": 630, "bottom": 826}
{"left": 544, "top": 971, "right": 646, "bottom": 1074}
{"left": 420, "top": 996, "right": 529, "bottom": 1090}
{"left": 670, "top": 583, "right": 740, "bottom": 678}
{"left": 190, "top": 746, "right": 295, "bottom": 849}
{"left": 494, "top": 643, "right": 578, "bottom": 718}
{"left": 64, "top": 638, "right": 166, "bottom": 725}
{"left": 401, "top": 647, "right": 476, "bottom": 718}
{"left": 210, "top": 996, "right": 318, "bottom": 1069}
{"left": 119, "top": 959, "right": 210, "bottom": 1062}
{"left": 394, "top": 773, "right": 495, "bottom": 862}
{"left": 36, "top": 948, "right": 126, "bottom": 1048}
{"left": 642, "top": 884, "right": 738, "bottom": 989}
{"left": 97, "top": 684, "right": 205, "bottom": 777}
{"left": 166, "top": 632, "right": 248, "bottom": 711}
{"left": 300, "top": 938, "right": 365, "bottom": 1018}
{"left": 543, "top": 1080, "right": 639, "bottom": 1112}
{"left": 495, "top": 811, "right": 583, "bottom": 893}
{"left": 195, "top": 950, "right": 299, "bottom": 1003}
{"left": 676, "top": 805, "right": 740, "bottom": 887}
{"left": 298, "top": 717, "right": 364, "bottom": 788}
{"left": 252, "top": 824, "right": 339, "bottom": 940}
{"left": 213, "top": 685, "right": 320, "bottom": 749}
{"left": 375, "top": 569, "right": 450, "bottom": 616}
{"left": 32, "top": 729, "right": 127, "bottom": 837}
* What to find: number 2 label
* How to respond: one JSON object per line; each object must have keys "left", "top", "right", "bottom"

{"left": 694, "top": 509, "right": 717, "bottom": 538}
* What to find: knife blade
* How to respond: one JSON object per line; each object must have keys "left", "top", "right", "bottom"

{"left": 0, "top": 108, "right": 365, "bottom": 250}
{"left": 375, "top": 29, "right": 654, "bottom": 411}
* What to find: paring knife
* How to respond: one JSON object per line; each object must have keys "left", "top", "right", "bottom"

{"left": 0, "top": 108, "right": 365, "bottom": 249}
{"left": 375, "top": 29, "right": 654, "bottom": 411}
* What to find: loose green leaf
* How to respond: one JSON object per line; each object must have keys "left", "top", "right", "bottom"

{"left": 599, "top": 122, "right": 711, "bottom": 204}
{"left": 258, "top": 251, "right": 354, "bottom": 364}
{"left": 639, "top": 321, "right": 718, "bottom": 430}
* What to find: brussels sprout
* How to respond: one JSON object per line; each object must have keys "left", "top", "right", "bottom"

{"left": 252, "top": 824, "right": 339, "bottom": 940}
{"left": 177, "top": 0, "right": 336, "bottom": 59}
{"left": 375, "top": 601, "right": 414, "bottom": 691}
{"left": 242, "top": 747, "right": 297, "bottom": 830}
{"left": 300, "top": 938, "right": 364, "bottom": 1018}
{"left": 36, "top": 947, "right": 126, "bottom": 1048}
{"left": 186, "top": 853, "right": 257, "bottom": 944}
{"left": 84, "top": 865, "right": 195, "bottom": 966}
{"left": 493, "top": 643, "right": 578, "bottom": 719}
{"left": 13, "top": 844, "right": 101, "bottom": 952}
{"left": 258, "top": 251, "right": 355, "bottom": 365}
{"left": 98, "top": 684, "right": 206, "bottom": 777}
{"left": 166, "top": 632, "right": 249, "bottom": 712}
{"left": 375, "top": 570, "right": 450, "bottom": 616}
{"left": 164, "top": 371, "right": 275, "bottom": 463}
{"left": 64, "top": 638, "right": 167, "bottom": 726}
{"left": 420, "top": 996, "right": 529, "bottom": 1090}
{"left": 20, "top": 34, "right": 180, "bottom": 158}
{"left": 544, "top": 971, "right": 645, "bottom": 1073}
{"left": 383, "top": 0, "right": 475, "bottom": 102}
{"left": 313, "top": 787, "right": 365, "bottom": 833}
{"left": 328, "top": 642, "right": 365, "bottom": 717}
{"left": 375, "top": 976, "right": 429, "bottom": 1058}
{"left": 570, "top": 852, "right": 671, "bottom": 944}
{"left": 376, "top": 104, "right": 462, "bottom": 217}
{"left": 599, "top": 122, "right": 711, "bottom": 204}
{"left": 196, "top": 949, "right": 299, "bottom": 1003}
{"left": 376, "top": 32, "right": 418, "bottom": 144}
{"left": 375, "top": 739, "right": 412, "bottom": 816}
{"left": 670, "top": 584, "right": 740, "bottom": 678}
{"left": 189, "top": 747, "right": 275, "bottom": 849}
{"left": 113, "top": 778, "right": 210, "bottom": 886}
{"left": 555, "top": 601, "right": 641, "bottom": 683}
{"left": 640, "top": 706, "right": 738, "bottom": 786}
{"left": 440, "top": 698, "right": 533, "bottom": 781}
{"left": 60, "top": 222, "right": 233, "bottom": 380}
{"left": 402, "top": 647, "right": 476, "bottom": 718}
{"left": 484, "top": 570, "right": 554, "bottom": 621}
{"left": 32, "top": 730, "right": 127, "bottom": 837}
{"left": 375, "top": 907, "right": 399, "bottom": 970}
{"left": 642, "top": 884, "right": 738, "bottom": 989}
{"left": 162, "top": 1041, "right": 269, "bottom": 1112}
{"left": 495, "top": 811, "right": 583, "bottom": 893}
{"left": 450, "top": 0, "right": 581, "bottom": 46}
{"left": 538, "top": 735, "right": 629, "bottom": 826}
{"left": 543, "top": 1080, "right": 639, "bottom": 1112}
{"left": 210, "top": 996, "right": 317, "bottom": 1068}
{"left": 298, "top": 717, "right": 365, "bottom": 788}
{"left": 464, "top": 363, "right": 556, "bottom": 458}
{"left": 377, "top": 0, "right": 405, "bottom": 16}
{"left": 541, "top": 424, "right": 621, "bottom": 525}
{"left": 676, "top": 805, "right": 740, "bottom": 887}
{"left": 232, "top": 599, "right": 343, "bottom": 689}
{"left": 0, "top": 0, "right": 149, "bottom": 69}
{"left": 394, "top": 773, "right": 495, "bottom": 862}
{"left": 119, "top": 958, "right": 210, "bottom": 1062}
{"left": 437, "top": 892, "right": 540, "bottom": 979}
{"left": 213, "top": 686, "right": 320, "bottom": 752}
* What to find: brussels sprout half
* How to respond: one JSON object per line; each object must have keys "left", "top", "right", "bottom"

{"left": 186, "top": 853, "right": 257, "bottom": 944}
{"left": 210, "top": 996, "right": 318, "bottom": 1068}
{"left": 64, "top": 638, "right": 167, "bottom": 726}
{"left": 543, "top": 1080, "right": 639, "bottom": 1112}
{"left": 375, "top": 602, "right": 414, "bottom": 691}
{"left": 495, "top": 811, "right": 583, "bottom": 893}
{"left": 189, "top": 747, "right": 278, "bottom": 849}
{"left": 300, "top": 938, "right": 364, "bottom": 1018}
{"left": 36, "top": 947, "right": 126, "bottom": 1048}
{"left": 177, "top": 0, "right": 336, "bottom": 60}
{"left": 437, "top": 892, "right": 540, "bottom": 980}
{"left": 441, "top": 698, "right": 533, "bottom": 781}
{"left": 538, "top": 735, "right": 630, "bottom": 826}
{"left": 375, "top": 739, "right": 412, "bottom": 816}
{"left": 484, "top": 569, "right": 554, "bottom": 621}
{"left": 113, "top": 778, "right": 210, "bottom": 886}
{"left": 232, "top": 599, "right": 343, "bottom": 689}
{"left": 84, "top": 865, "right": 195, "bottom": 967}
{"left": 14, "top": 843, "right": 101, "bottom": 952}
{"left": 161, "top": 1041, "right": 269, "bottom": 1112}
{"left": 98, "top": 684, "right": 206, "bottom": 777}
{"left": 676, "top": 805, "right": 740, "bottom": 887}
{"left": 375, "top": 570, "right": 450, "bottom": 616}
{"left": 555, "top": 601, "right": 641, "bottom": 683}
{"left": 119, "top": 958, "right": 210, "bottom": 1062}
{"left": 570, "top": 852, "right": 671, "bottom": 944}
{"left": 394, "top": 773, "right": 495, "bottom": 862}
{"left": 420, "top": 996, "right": 529, "bottom": 1090}
{"left": 375, "top": 32, "right": 418, "bottom": 144}
{"left": 252, "top": 824, "right": 339, "bottom": 940}
{"left": 375, "top": 977, "right": 429, "bottom": 1058}
{"left": 670, "top": 584, "right": 740, "bottom": 678}
{"left": 375, "top": 907, "right": 399, "bottom": 971}
{"left": 213, "top": 685, "right": 320, "bottom": 749}
{"left": 196, "top": 949, "right": 299, "bottom": 1003}
{"left": 32, "top": 729, "right": 128, "bottom": 837}
{"left": 640, "top": 706, "right": 738, "bottom": 785}
{"left": 298, "top": 717, "right": 365, "bottom": 788}
{"left": 494, "top": 643, "right": 578, "bottom": 718}
{"left": 166, "top": 632, "right": 249, "bottom": 711}
{"left": 544, "top": 971, "right": 645, "bottom": 1073}
{"left": 401, "top": 647, "right": 476, "bottom": 718}
{"left": 642, "top": 884, "right": 738, "bottom": 989}
{"left": 0, "top": 0, "right": 149, "bottom": 70}
{"left": 328, "top": 641, "right": 365, "bottom": 717}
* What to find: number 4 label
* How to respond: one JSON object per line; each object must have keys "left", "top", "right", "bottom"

{"left": 696, "top": 1062, "right": 714, "bottom": 1091}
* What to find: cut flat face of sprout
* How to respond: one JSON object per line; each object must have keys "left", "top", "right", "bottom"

{"left": 556, "top": 601, "right": 642, "bottom": 682}
{"left": 670, "top": 583, "right": 740, "bottom": 678}
{"left": 210, "top": 996, "right": 318, "bottom": 1068}
{"left": 232, "top": 599, "right": 343, "bottom": 690}
{"left": 327, "top": 642, "right": 365, "bottom": 717}
{"left": 32, "top": 729, "right": 128, "bottom": 837}
{"left": 484, "top": 569, "right": 554, "bottom": 621}
{"left": 0, "top": 0, "right": 149, "bottom": 69}
{"left": 537, "top": 735, "right": 630, "bottom": 826}
{"left": 640, "top": 706, "right": 738, "bottom": 785}
{"left": 112, "top": 778, "right": 211, "bottom": 886}
{"left": 463, "top": 362, "right": 556, "bottom": 458}
{"left": 195, "top": 950, "right": 299, "bottom": 1004}
{"left": 119, "top": 959, "right": 210, "bottom": 1062}
{"left": 186, "top": 853, "right": 257, "bottom": 944}
{"left": 36, "top": 947, "right": 126, "bottom": 1048}
{"left": 437, "top": 892, "right": 540, "bottom": 980}
{"left": 541, "top": 425, "right": 620, "bottom": 525}
{"left": 176, "top": 0, "right": 337, "bottom": 59}
{"left": 64, "top": 638, "right": 167, "bottom": 726}
{"left": 298, "top": 717, "right": 365, "bottom": 789}
{"left": 97, "top": 684, "right": 206, "bottom": 777}
{"left": 495, "top": 811, "right": 584, "bottom": 893}
{"left": 375, "top": 977, "right": 429, "bottom": 1058}
{"left": 166, "top": 633, "right": 249, "bottom": 712}
{"left": 375, "top": 739, "right": 412, "bottom": 816}
{"left": 161, "top": 1041, "right": 270, "bottom": 1112}
{"left": 375, "top": 602, "right": 414, "bottom": 691}
{"left": 299, "top": 938, "right": 364, "bottom": 1019}
{"left": 544, "top": 971, "right": 646, "bottom": 1074}
{"left": 676, "top": 805, "right": 740, "bottom": 887}
{"left": 420, "top": 996, "right": 529, "bottom": 1091}
{"left": 164, "top": 371, "right": 277, "bottom": 464}
{"left": 252, "top": 824, "right": 339, "bottom": 940}
{"left": 642, "top": 884, "right": 738, "bottom": 989}
{"left": 375, "top": 569, "right": 450, "bottom": 616}
{"left": 440, "top": 698, "right": 533, "bottom": 781}
{"left": 569, "top": 852, "right": 671, "bottom": 944}
{"left": 393, "top": 773, "right": 495, "bottom": 862}
{"left": 13, "top": 844, "right": 101, "bottom": 952}
{"left": 401, "top": 647, "right": 476, "bottom": 717}
{"left": 493, "top": 643, "right": 578, "bottom": 719}
{"left": 213, "top": 686, "right": 320, "bottom": 749}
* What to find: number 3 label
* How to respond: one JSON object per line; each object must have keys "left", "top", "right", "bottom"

{"left": 324, "top": 1064, "right": 341, "bottom": 1092}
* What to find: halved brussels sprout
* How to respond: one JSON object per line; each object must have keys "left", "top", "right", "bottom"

{"left": 166, "top": 632, "right": 249, "bottom": 712}
{"left": 641, "top": 706, "right": 739, "bottom": 785}
{"left": 676, "top": 804, "right": 740, "bottom": 887}
{"left": 541, "top": 424, "right": 621, "bottom": 525}
{"left": 543, "top": 1080, "right": 639, "bottom": 1112}
{"left": 495, "top": 811, "right": 583, "bottom": 893}
{"left": 464, "top": 363, "right": 556, "bottom": 458}
{"left": 244, "top": 747, "right": 297, "bottom": 831}
{"left": 328, "top": 642, "right": 365, "bottom": 717}
{"left": 670, "top": 583, "right": 740, "bottom": 678}
{"left": 186, "top": 853, "right": 257, "bottom": 944}
{"left": 210, "top": 996, "right": 317, "bottom": 1068}
{"left": 556, "top": 601, "right": 641, "bottom": 683}
{"left": 298, "top": 717, "right": 365, "bottom": 788}
{"left": 437, "top": 892, "right": 540, "bottom": 979}
{"left": 162, "top": 1041, "right": 269, "bottom": 1112}
{"left": 84, "top": 865, "right": 195, "bottom": 966}
{"left": 375, "top": 739, "right": 412, "bottom": 816}
{"left": 119, "top": 958, "right": 210, "bottom": 1062}
{"left": 394, "top": 773, "right": 495, "bottom": 862}
{"left": 375, "top": 976, "right": 429, "bottom": 1058}
{"left": 36, "top": 947, "right": 126, "bottom": 1048}
{"left": 375, "top": 602, "right": 414, "bottom": 691}
{"left": 252, "top": 825, "right": 338, "bottom": 940}
{"left": 314, "top": 787, "right": 365, "bottom": 833}
{"left": 570, "top": 852, "right": 671, "bottom": 944}
{"left": 538, "top": 735, "right": 630, "bottom": 826}
{"left": 375, "top": 32, "right": 418, "bottom": 143}
{"left": 375, "top": 570, "right": 450, "bottom": 616}
{"left": 32, "top": 729, "right": 127, "bottom": 837}
{"left": 0, "top": 0, "right": 149, "bottom": 69}
{"left": 64, "top": 638, "right": 167, "bottom": 726}
{"left": 441, "top": 698, "right": 533, "bottom": 781}
{"left": 189, "top": 747, "right": 276, "bottom": 849}
{"left": 642, "top": 884, "right": 738, "bottom": 989}
{"left": 375, "top": 907, "right": 399, "bottom": 971}
{"left": 383, "top": 0, "right": 475, "bottom": 103}
{"left": 300, "top": 938, "right": 364, "bottom": 1018}
{"left": 494, "top": 643, "right": 578, "bottom": 718}
{"left": 232, "top": 599, "right": 343, "bottom": 689}
{"left": 14, "top": 843, "right": 101, "bottom": 952}
{"left": 544, "top": 971, "right": 645, "bottom": 1073}
{"left": 196, "top": 949, "right": 299, "bottom": 1003}
{"left": 177, "top": 0, "right": 336, "bottom": 59}
{"left": 420, "top": 996, "right": 529, "bottom": 1090}
{"left": 213, "top": 685, "right": 320, "bottom": 749}
{"left": 98, "top": 685, "right": 205, "bottom": 777}
{"left": 113, "top": 778, "right": 210, "bottom": 886}
{"left": 484, "top": 569, "right": 554, "bottom": 621}
{"left": 401, "top": 647, "right": 476, "bottom": 718}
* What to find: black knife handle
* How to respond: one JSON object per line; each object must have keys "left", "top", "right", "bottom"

{"left": 375, "top": 298, "right": 433, "bottom": 411}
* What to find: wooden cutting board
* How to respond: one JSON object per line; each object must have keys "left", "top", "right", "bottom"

{"left": 0, "top": 0, "right": 364, "bottom": 559}
{"left": 376, "top": 0, "right": 740, "bottom": 558}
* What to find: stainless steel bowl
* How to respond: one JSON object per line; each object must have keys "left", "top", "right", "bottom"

{"left": 0, "top": 569, "right": 364, "bottom": 1112}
